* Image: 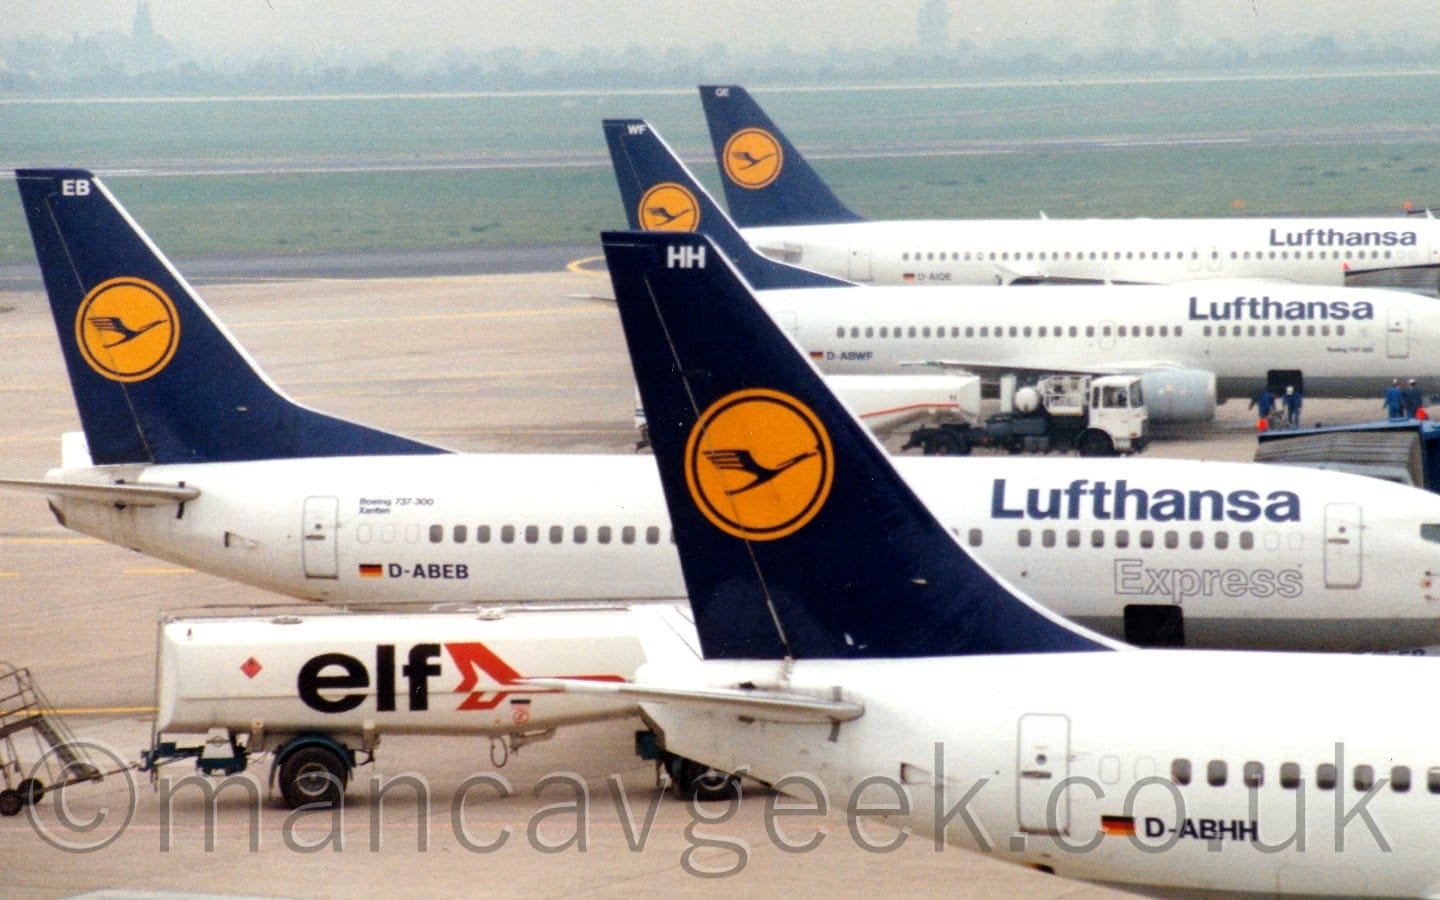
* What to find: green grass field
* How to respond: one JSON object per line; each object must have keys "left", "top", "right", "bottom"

{"left": 2, "top": 74, "right": 1438, "bottom": 264}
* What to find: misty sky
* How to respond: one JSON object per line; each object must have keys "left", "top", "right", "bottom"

{"left": 9, "top": 0, "right": 1439, "bottom": 66}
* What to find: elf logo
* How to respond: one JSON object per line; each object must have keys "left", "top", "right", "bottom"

{"left": 295, "top": 642, "right": 623, "bottom": 714}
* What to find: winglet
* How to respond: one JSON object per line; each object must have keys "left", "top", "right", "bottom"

{"left": 14, "top": 169, "right": 447, "bottom": 465}
{"left": 602, "top": 230, "right": 1112, "bottom": 660}
{"left": 698, "top": 85, "right": 864, "bottom": 227}
{"left": 602, "top": 119, "right": 850, "bottom": 290}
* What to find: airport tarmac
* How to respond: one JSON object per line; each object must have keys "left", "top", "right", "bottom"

{"left": 0, "top": 266, "right": 1381, "bottom": 897}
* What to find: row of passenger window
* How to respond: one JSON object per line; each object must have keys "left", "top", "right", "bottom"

{"left": 1016, "top": 528, "right": 1267, "bottom": 551}
{"left": 1172, "top": 757, "right": 1426, "bottom": 793}
{"left": 364, "top": 522, "right": 1320, "bottom": 553}
{"left": 834, "top": 322, "right": 1349, "bottom": 341}
{"left": 1203, "top": 323, "right": 1345, "bottom": 337}
{"left": 955, "top": 527, "right": 1293, "bottom": 551}
{"left": 833, "top": 324, "right": 1185, "bottom": 340}
{"left": 355, "top": 523, "right": 673, "bottom": 546}
{"left": 900, "top": 248, "right": 1399, "bottom": 263}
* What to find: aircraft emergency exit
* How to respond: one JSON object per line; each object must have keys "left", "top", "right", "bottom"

{"left": 534, "top": 229, "right": 1440, "bottom": 897}
{"left": 606, "top": 120, "right": 1440, "bottom": 425}
{"left": 696, "top": 84, "right": 1440, "bottom": 291}
{"left": 10, "top": 168, "right": 1440, "bottom": 653}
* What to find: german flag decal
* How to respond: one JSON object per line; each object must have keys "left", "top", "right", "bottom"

{"left": 359, "top": 564, "right": 383, "bottom": 578}
{"left": 1100, "top": 815, "right": 1136, "bottom": 837}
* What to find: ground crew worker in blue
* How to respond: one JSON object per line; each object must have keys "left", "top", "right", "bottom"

{"left": 1283, "top": 385, "right": 1303, "bottom": 428}
{"left": 1249, "top": 387, "right": 1276, "bottom": 426}
{"left": 1385, "top": 379, "right": 1405, "bottom": 419}
{"left": 1403, "top": 378, "right": 1423, "bottom": 418}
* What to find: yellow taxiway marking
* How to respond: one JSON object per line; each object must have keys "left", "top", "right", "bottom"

{"left": 125, "top": 567, "right": 196, "bottom": 575}
{"left": 51, "top": 706, "right": 157, "bottom": 715}
{"left": 567, "top": 255, "right": 609, "bottom": 277}
{"left": 0, "top": 572, "right": 17, "bottom": 578}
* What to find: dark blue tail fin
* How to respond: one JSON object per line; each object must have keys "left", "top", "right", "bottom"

{"left": 698, "top": 85, "right": 863, "bottom": 227}
{"left": 602, "top": 119, "right": 850, "bottom": 291}
{"left": 602, "top": 230, "right": 1111, "bottom": 660}
{"left": 15, "top": 169, "right": 447, "bottom": 465}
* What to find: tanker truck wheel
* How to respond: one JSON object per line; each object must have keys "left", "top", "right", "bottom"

{"left": 279, "top": 744, "right": 348, "bottom": 809}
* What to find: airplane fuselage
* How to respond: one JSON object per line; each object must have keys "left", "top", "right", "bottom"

{"left": 758, "top": 280, "right": 1440, "bottom": 412}
{"left": 48, "top": 453, "right": 1440, "bottom": 650}
{"left": 640, "top": 649, "right": 1440, "bottom": 896}
{"left": 743, "top": 218, "right": 1440, "bottom": 292}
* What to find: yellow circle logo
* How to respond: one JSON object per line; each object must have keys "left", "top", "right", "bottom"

{"left": 722, "top": 128, "right": 783, "bottom": 189}
{"left": 74, "top": 277, "right": 180, "bottom": 383}
{"left": 685, "top": 389, "right": 833, "bottom": 541}
{"left": 638, "top": 183, "right": 700, "bottom": 231}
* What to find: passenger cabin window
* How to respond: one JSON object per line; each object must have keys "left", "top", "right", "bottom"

{"left": 646, "top": 526, "right": 661, "bottom": 545}
{"left": 1207, "top": 760, "right": 1227, "bottom": 787}
{"left": 549, "top": 525, "right": 563, "bottom": 544}
{"left": 1243, "top": 761, "right": 1263, "bottom": 788}
{"left": 598, "top": 526, "right": 612, "bottom": 545}
{"left": 477, "top": 525, "right": 491, "bottom": 544}
{"left": 1422, "top": 524, "right": 1440, "bottom": 544}
{"left": 968, "top": 528, "right": 983, "bottom": 547}
{"left": 1393, "top": 765, "right": 1412, "bottom": 792}
{"left": 1429, "top": 767, "right": 1440, "bottom": 794}
{"left": 573, "top": 525, "right": 588, "bottom": 544}
{"left": 1317, "top": 763, "right": 1337, "bottom": 790}
{"left": 1280, "top": 762, "right": 1301, "bottom": 789}
{"left": 1354, "top": 765, "right": 1375, "bottom": 791}
{"left": 622, "top": 526, "right": 636, "bottom": 545}
{"left": 453, "top": 525, "right": 467, "bottom": 543}
{"left": 525, "top": 525, "right": 539, "bottom": 544}
{"left": 1171, "top": 758, "right": 1191, "bottom": 786}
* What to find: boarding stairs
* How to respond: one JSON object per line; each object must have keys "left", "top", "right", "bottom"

{"left": 0, "top": 661, "right": 102, "bottom": 815}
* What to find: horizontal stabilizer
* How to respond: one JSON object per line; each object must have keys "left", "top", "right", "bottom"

{"left": 521, "top": 677, "right": 864, "bottom": 724}
{"left": 0, "top": 477, "right": 199, "bottom": 506}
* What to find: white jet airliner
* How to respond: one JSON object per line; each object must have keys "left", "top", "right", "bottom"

{"left": 8, "top": 168, "right": 1440, "bottom": 653}
{"left": 605, "top": 119, "right": 1440, "bottom": 427}
{"left": 535, "top": 229, "right": 1440, "bottom": 897}
{"left": 696, "top": 84, "right": 1440, "bottom": 292}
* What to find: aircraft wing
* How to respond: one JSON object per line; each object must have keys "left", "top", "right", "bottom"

{"left": 901, "top": 359, "right": 1187, "bottom": 380}
{"left": 0, "top": 477, "right": 200, "bottom": 506}
{"left": 522, "top": 677, "right": 864, "bottom": 725}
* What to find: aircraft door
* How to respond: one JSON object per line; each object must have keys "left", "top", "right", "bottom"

{"left": 302, "top": 496, "right": 339, "bottom": 579}
{"left": 849, "top": 243, "right": 872, "bottom": 282}
{"left": 1387, "top": 307, "right": 1409, "bottom": 359}
{"left": 1324, "top": 502, "right": 1362, "bottom": 589}
{"left": 1017, "top": 713, "right": 1071, "bottom": 834}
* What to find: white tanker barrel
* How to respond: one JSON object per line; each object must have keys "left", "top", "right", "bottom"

{"left": 830, "top": 374, "right": 981, "bottom": 438}
{"left": 153, "top": 607, "right": 685, "bottom": 741}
